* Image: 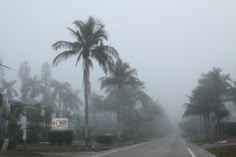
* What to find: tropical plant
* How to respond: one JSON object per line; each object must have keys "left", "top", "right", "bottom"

{"left": 0, "top": 80, "right": 18, "bottom": 99}
{"left": 100, "top": 59, "right": 144, "bottom": 139}
{"left": 18, "top": 61, "right": 31, "bottom": 85}
{"left": 52, "top": 17, "right": 118, "bottom": 144}
{"left": 100, "top": 58, "right": 143, "bottom": 93}
{"left": 50, "top": 80, "right": 71, "bottom": 112}
{"left": 41, "top": 62, "right": 52, "bottom": 89}
{"left": 21, "top": 76, "right": 44, "bottom": 103}
{"left": 212, "top": 105, "right": 230, "bottom": 139}
{"left": 183, "top": 68, "right": 232, "bottom": 139}
{"left": 62, "top": 89, "right": 82, "bottom": 111}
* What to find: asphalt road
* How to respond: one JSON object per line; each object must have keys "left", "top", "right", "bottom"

{"left": 48, "top": 134, "right": 216, "bottom": 157}
{"left": 87, "top": 134, "right": 216, "bottom": 157}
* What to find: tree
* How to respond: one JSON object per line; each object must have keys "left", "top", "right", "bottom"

{"left": 19, "top": 61, "right": 31, "bottom": 102}
{"left": 100, "top": 58, "right": 143, "bottom": 93}
{"left": 40, "top": 62, "right": 53, "bottom": 106}
{"left": 52, "top": 17, "right": 118, "bottom": 144}
{"left": 62, "top": 89, "right": 82, "bottom": 111}
{"left": 0, "top": 80, "right": 18, "bottom": 99}
{"left": 100, "top": 59, "right": 144, "bottom": 139}
{"left": 18, "top": 61, "right": 31, "bottom": 85}
{"left": 89, "top": 92, "right": 104, "bottom": 115}
{"left": 183, "top": 68, "right": 232, "bottom": 140}
{"left": 212, "top": 105, "right": 229, "bottom": 139}
{"left": 21, "top": 76, "right": 44, "bottom": 103}
{"left": 41, "top": 62, "right": 52, "bottom": 89}
{"left": 50, "top": 80, "right": 71, "bottom": 113}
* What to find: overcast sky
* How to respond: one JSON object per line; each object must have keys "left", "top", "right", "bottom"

{"left": 1, "top": 0, "right": 236, "bottom": 123}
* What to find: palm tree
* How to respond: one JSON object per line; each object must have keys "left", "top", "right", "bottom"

{"left": 183, "top": 68, "right": 232, "bottom": 139}
{"left": 52, "top": 17, "right": 118, "bottom": 144}
{"left": 100, "top": 59, "right": 143, "bottom": 139}
{"left": 212, "top": 105, "right": 230, "bottom": 139}
{"left": 62, "top": 90, "right": 82, "bottom": 111}
{"left": 0, "top": 80, "right": 18, "bottom": 99}
{"left": 100, "top": 58, "right": 143, "bottom": 93}
{"left": 50, "top": 80, "right": 71, "bottom": 116}
{"left": 21, "top": 76, "right": 44, "bottom": 103}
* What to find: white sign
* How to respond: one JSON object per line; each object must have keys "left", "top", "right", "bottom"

{"left": 52, "top": 118, "right": 68, "bottom": 130}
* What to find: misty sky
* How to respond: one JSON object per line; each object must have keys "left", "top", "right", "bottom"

{"left": 1, "top": 0, "right": 236, "bottom": 123}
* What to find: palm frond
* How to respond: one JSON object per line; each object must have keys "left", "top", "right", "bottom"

{"left": 53, "top": 50, "right": 77, "bottom": 66}
{"left": 52, "top": 40, "right": 75, "bottom": 50}
{"left": 0, "top": 64, "right": 12, "bottom": 70}
{"left": 67, "top": 27, "right": 85, "bottom": 46}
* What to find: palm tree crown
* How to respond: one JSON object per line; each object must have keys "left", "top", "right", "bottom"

{"left": 100, "top": 58, "right": 143, "bottom": 93}
{"left": 21, "top": 76, "right": 44, "bottom": 103}
{"left": 0, "top": 80, "right": 18, "bottom": 99}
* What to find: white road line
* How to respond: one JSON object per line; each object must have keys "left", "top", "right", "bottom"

{"left": 181, "top": 138, "right": 186, "bottom": 145}
{"left": 187, "top": 147, "right": 196, "bottom": 157}
{"left": 92, "top": 141, "right": 150, "bottom": 157}
{"left": 92, "top": 150, "right": 119, "bottom": 157}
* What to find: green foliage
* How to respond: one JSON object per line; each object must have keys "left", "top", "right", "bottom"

{"left": 100, "top": 58, "right": 143, "bottom": 93}
{"left": 0, "top": 80, "right": 18, "bottom": 99}
{"left": 21, "top": 76, "right": 44, "bottom": 103}
{"left": 182, "top": 67, "right": 232, "bottom": 138}
{"left": 48, "top": 130, "right": 73, "bottom": 145}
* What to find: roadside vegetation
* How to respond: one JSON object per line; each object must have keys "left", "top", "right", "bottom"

{"left": 180, "top": 67, "right": 236, "bottom": 142}
{"left": 208, "top": 145, "right": 236, "bottom": 157}
{"left": 0, "top": 17, "right": 171, "bottom": 154}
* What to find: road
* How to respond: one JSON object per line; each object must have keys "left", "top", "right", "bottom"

{"left": 48, "top": 134, "right": 216, "bottom": 157}
{"left": 90, "top": 134, "right": 215, "bottom": 157}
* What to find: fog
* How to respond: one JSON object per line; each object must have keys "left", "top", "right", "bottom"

{"left": 1, "top": 0, "right": 236, "bottom": 124}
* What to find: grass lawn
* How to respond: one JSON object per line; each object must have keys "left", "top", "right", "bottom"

{"left": 0, "top": 144, "right": 109, "bottom": 156}
{"left": 207, "top": 145, "right": 236, "bottom": 157}
{"left": 0, "top": 151, "right": 43, "bottom": 157}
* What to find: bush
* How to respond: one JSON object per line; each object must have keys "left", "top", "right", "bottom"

{"left": 48, "top": 130, "right": 73, "bottom": 145}
{"left": 95, "top": 135, "right": 116, "bottom": 144}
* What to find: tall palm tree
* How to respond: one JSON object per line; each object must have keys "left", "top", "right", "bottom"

{"left": 21, "top": 76, "right": 44, "bottom": 103}
{"left": 52, "top": 17, "right": 118, "bottom": 144}
{"left": 100, "top": 59, "right": 143, "bottom": 139}
{"left": 0, "top": 80, "right": 18, "bottom": 99}
{"left": 50, "top": 80, "right": 71, "bottom": 112}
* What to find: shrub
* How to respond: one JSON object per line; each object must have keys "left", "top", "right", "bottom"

{"left": 48, "top": 130, "right": 73, "bottom": 145}
{"left": 95, "top": 135, "right": 116, "bottom": 144}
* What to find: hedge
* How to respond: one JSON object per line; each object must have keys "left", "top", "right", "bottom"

{"left": 48, "top": 130, "right": 73, "bottom": 145}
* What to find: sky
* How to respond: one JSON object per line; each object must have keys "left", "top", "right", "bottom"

{"left": 1, "top": 0, "right": 236, "bottom": 124}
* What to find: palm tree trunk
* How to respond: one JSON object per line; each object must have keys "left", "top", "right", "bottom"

{"left": 59, "top": 93, "right": 62, "bottom": 118}
{"left": 84, "top": 59, "right": 90, "bottom": 146}
{"left": 203, "top": 114, "right": 208, "bottom": 138}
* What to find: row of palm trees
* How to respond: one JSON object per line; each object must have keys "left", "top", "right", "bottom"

{"left": 182, "top": 68, "right": 234, "bottom": 140}
{"left": 1, "top": 16, "right": 166, "bottom": 145}
{"left": 52, "top": 17, "right": 164, "bottom": 144}
{"left": 0, "top": 63, "right": 81, "bottom": 114}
